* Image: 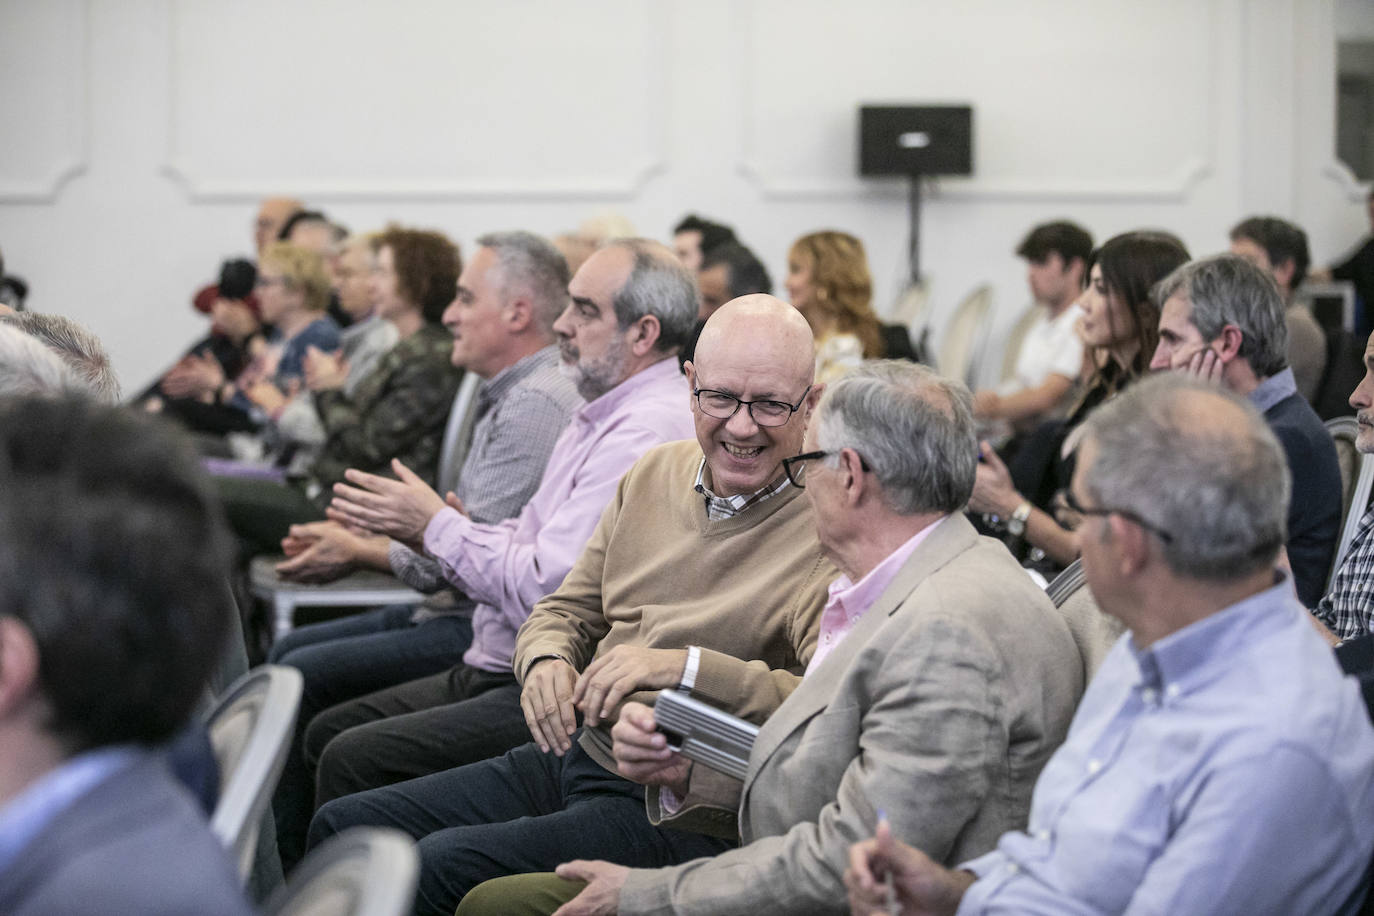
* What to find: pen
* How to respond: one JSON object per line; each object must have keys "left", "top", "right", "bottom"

{"left": 877, "top": 808, "right": 899, "bottom": 916}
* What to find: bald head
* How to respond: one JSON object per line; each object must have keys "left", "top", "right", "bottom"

{"left": 1079, "top": 373, "right": 1288, "bottom": 581}
{"left": 255, "top": 197, "right": 303, "bottom": 253}
{"left": 687, "top": 295, "right": 820, "bottom": 497}
{"left": 693, "top": 294, "right": 815, "bottom": 383}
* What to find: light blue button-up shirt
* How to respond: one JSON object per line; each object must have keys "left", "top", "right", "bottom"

{"left": 957, "top": 577, "right": 1374, "bottom": 915}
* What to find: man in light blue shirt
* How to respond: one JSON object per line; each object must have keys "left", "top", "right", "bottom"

{"left": 847, "top": 373, "right": 1374, "bottom": 916}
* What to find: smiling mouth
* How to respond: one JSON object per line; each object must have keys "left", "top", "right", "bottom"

{"left": 723, "top": 443, "right": 764, "bottom": 459}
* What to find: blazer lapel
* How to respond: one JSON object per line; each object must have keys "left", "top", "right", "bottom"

{"left": 740, "top": 516, "right": 981, "bottom": 808}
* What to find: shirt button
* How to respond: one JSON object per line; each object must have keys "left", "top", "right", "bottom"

{"left": 1006, "top": 863, "right": 1020, "bottom": 874}
{"left": 1166, "top": 684, "right": 1181, "bottom": 698}
{"left": 1035, "top": 829, "right": 1051, "bottom": 841}
{"left": 1141, "top": 688, "right": 1157, "bottom": 703}
{"left": 1087, "top": 759, "right": 1102, "bottom": 774}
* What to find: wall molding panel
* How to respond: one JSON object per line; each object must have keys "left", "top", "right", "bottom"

{"left": 734, "top": 0, "right": 1220, "bottom": 202}
{"left": 0, "top": 0, "right": 89, "bottom": 203}
{"left": 161, "top": 0, "right": 671, "bottom": 202}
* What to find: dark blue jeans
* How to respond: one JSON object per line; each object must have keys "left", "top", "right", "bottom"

{"left": 268, "top": 604, "right": 473, "bottom": 872}
{"left": 307, "top": 737, "right": 735, "bottom": 916}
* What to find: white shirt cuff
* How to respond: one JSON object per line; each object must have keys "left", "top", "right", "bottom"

{"left": 679, "top": 645, "right": 701, "bottom": 692}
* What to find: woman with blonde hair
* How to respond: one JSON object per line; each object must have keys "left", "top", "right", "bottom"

{"left": 784, "top": 230, "right": 885, "bottom": 382}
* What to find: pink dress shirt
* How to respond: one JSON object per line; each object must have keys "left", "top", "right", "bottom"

{"left": 423, "top": 357, "right": 694, "bottom": 673}
{"left": 805, "top": 515, "right": 948, "bottom": 676}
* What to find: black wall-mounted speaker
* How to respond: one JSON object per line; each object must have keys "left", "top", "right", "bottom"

{"left": 858, "top": 105, "right": 973, "bottom": 177}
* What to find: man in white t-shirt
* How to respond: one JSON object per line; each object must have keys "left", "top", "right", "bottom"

{"left": 974, "top": 221, "right": 1092, "bottom": 433}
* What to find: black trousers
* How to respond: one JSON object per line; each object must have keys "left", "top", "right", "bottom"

{"left": 307, "top": 737, "right": 735, "bottom": 916}
{"left": 304, "top": 663, "right": 528, "bottom": 807}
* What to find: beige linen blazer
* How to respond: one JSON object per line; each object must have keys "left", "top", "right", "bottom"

{"left": 619, "top": 514, "right": 1084, "bottom": 915}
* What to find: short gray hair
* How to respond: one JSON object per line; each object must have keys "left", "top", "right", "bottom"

{"left": 814, "top": 361, "right": 977, "bottom": 515}
{"left": 0, "top": 324, "right": 88, "bottom": 397}
{"left": 476, "top": 231, "right": 571, "bottom": 337}
{"left": 1152, "top": 254, "right": 1288, "bottom": 378}
{"left": 1, "top": 312, "right": 120, "bottom": 403}
{"left": 605, "top": 238, "right": 698, "bottom": 355}
{"left": 1081, "top": 373, "right": 1288, "bottom": 581}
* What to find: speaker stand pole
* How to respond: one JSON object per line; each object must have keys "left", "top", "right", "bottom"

{"left": 907, "top": 172, "right": 923, "bottom": 286}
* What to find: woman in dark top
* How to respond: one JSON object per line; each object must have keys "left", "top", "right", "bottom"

{"left": 215, "top": 228, "right": 463, "bottom": 556}
{"left": 970, "top": 231, "right": 1190, "bottom": 569}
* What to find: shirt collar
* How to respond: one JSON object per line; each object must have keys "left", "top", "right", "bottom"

{"left": 479, "top": 345, "right": 559, "bottom": 409}
{"left": 0, "top": 745, "right": 142, "bottom": 879}
{"left": 573, "top": 355, "right": 679, "bottom": 426}
{"left": 693, "top": 458, "right": 792, "bottom": 520}
{"left": 827, "top": 515, "right": 949, "bottom": 615}
{"left": 1247, "top": 367, "right": 1298, "bottom": 414}
{"left": 1127, "top": 574, "right": 1297, "bottom": 699}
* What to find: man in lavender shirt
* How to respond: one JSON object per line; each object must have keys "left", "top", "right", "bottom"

{"left": 299, "top": 239, "right": 697, "bottom": 817}
{"left": 848, "top": 375, "right": 1374, "bottom": 916}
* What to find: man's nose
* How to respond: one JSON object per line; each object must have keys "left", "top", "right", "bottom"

{"left": 725, "top": 405, "right": 761, "bottom": 436}
{"left": 1148, "top": 344, "right": 1170, "bottom": 372}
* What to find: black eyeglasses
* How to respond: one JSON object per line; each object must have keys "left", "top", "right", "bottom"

{"left": 1062, "top": 489, "right": 1173, "bottom": 543}
{"left": 692, "top": 386, "right": 811, "bottom": 428}
{"left": 782, "top": 449, "right": 870, "bottom": 488}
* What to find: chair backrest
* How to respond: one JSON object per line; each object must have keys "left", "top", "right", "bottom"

{"left": 890, "top": 280, "right": 931, "bottom": 335}
{"left": 999, "top": 303, "right": 1044, "bottom": 383}
{"left": 1045, "top": 559, "right": 1124, "bottom": 682}
{"left": 1332, "top": 427, "right": 1374, "bottom": 591}
{"left": 436, "top": 371, "right": 483, "bottom": 496}
{"left": 206, "top": 665, "right": 303, "bottom": 882}
{"left": 1329, "top": 416, "right": 1363, "bottom": 533}
{"left": 264, "top": 828, "right": 418, "bottom": 916}
{"left": 937, "top": 284, "right": 994, "bottom": 386}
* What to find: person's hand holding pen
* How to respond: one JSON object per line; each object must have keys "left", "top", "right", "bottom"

{"left": 845, "top": 811, "right": 975, "bottom": 916}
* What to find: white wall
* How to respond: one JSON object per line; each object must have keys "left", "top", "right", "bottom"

{"left": 0, "top": 0, "right": 1368, "bottom": 393}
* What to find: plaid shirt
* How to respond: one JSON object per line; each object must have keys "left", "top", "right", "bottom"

{"left": 693, "top": 458, "right": 793, "bottom": 520}
{"left": 1315, "top": 505, "right": 1374, "bottom": 641}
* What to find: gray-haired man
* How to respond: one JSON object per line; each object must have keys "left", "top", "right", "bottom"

{"left": 1150, "top": 253, "right": 1340, "bottom": 607}
{"left": 459, "top": 361, "right": 1084, "bottom": 916}
{"left": 847, "top": 374, "right": 1374, "bottom": 916}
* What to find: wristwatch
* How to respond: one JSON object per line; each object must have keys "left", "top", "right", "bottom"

{"left": 1006, "top": 500, "right": 1033, "bottom": 537}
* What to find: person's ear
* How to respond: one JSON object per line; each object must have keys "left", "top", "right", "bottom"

{"left": 505, "top": 296, "right": 533, "bottom": 333}
{"left": 0, "top": 618, "right": 40, "bottom": 720}
{"left": 1214, "top": 324, "right": 1244, "bottom": 363}
{"left": 801, "top": 382, "right": 825, "bottom": 424}
{"left": 1107, "top": 514, "right": 1151, "bottom": 577}
{"left": 1273, "top": 258, "right": 1297, "bottom": 292}
{"left": 628, "top": 315, "right": 662, "bottom": 357}
{"left": 837, "top": 447, "right": 866, "bottom": 505}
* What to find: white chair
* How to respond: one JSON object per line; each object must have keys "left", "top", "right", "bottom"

{"left": 936, "top": 284, "right": 994, "bottom": 386}
{"left": 889, "top": 280, "right": 931, "bottom": 334}
{"left": 1045, "top": 559, "right": 1124, "bottom": 683}
{"left": 206, "top": 665, "right": 303, "bottom": 882}
{"left": 999, "top": 303, "right": 1043, "bottom": 384}
{"left": 1329, "top": 416, "right": 1374, "bottom": 589}
{"left": 250, "top": 372, "right": 483, "bottom": 638}
{"left": 264, "top": 828, "right": 418, "bottom": 916}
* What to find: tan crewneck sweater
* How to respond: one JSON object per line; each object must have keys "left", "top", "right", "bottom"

{"left": 514, "top": 439, "right": 837, "bottom": 771}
